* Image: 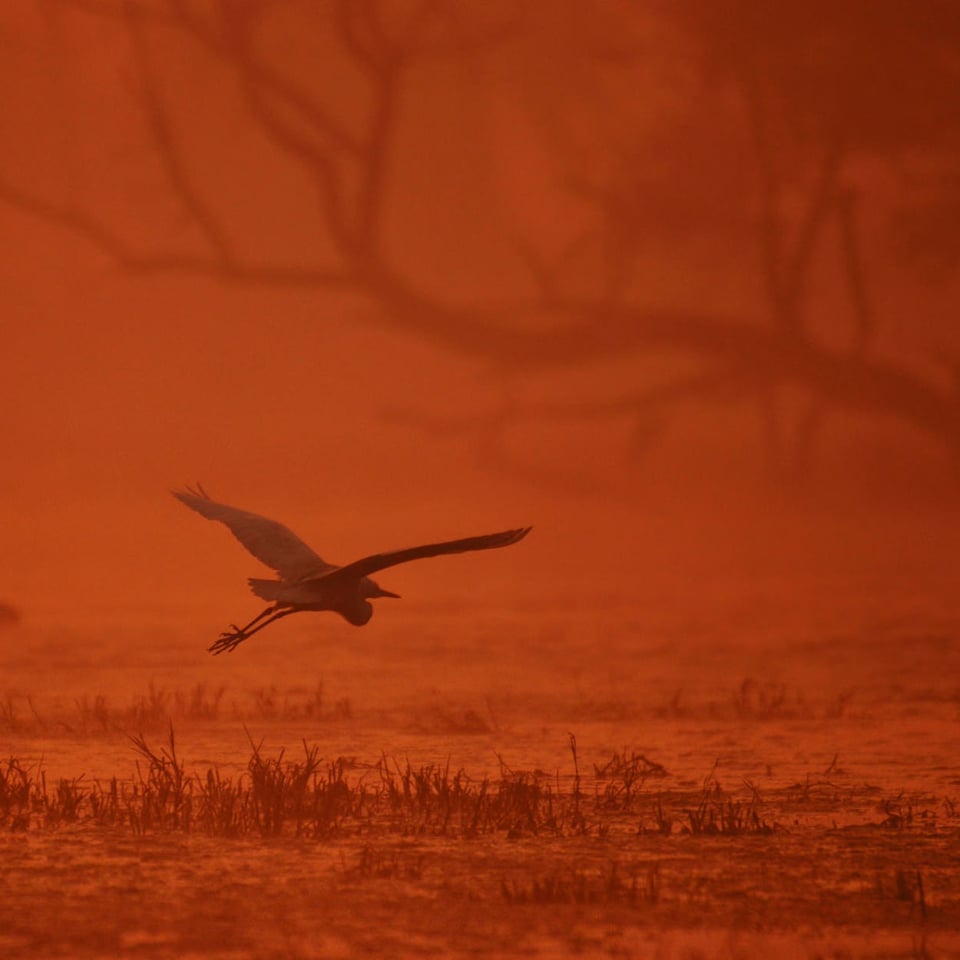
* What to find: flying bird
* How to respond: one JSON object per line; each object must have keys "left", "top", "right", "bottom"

{"left": 173, "top": 485, "right": 531, "bottom": 654}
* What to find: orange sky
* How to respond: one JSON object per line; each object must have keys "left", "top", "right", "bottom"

{"left": 2, "top": 3, "right": 959, "bottom": 630}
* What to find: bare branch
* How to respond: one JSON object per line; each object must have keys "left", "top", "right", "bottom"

{"left": 394, "top": 0, "right": 441, "bottom": 53}
{"left": 334, "top": 0, "right": 390, "bottom": 75}
{"left": 180, "top": 1, "right": 404, "bottom": 258}
{"left": 0, "top": 173, "right": 353, "bottom": 287}
{"left": 7, "top": 0, "right": 959, "bottom": 489}
{"left": 125, "top": 2, "right": 235, "bottom": 264}
{"left": 780, "top": 140, "right": 845, "bottom": 319}
{"left": 392, "top": 297, "right": 960, "bottom": 455}
{"left": 224, "top": 42, "right": 356, "bottom": 254}
{"left": 354, "top": 60, "right": 399, "bottom": 251}
{"left": 0, "top": 175, "right": 140, "bottom": 265}
{"left": 737, "top": 63, "right": 788, "bottom": 332}
{"left": 835, "top": 187, "right": 875, "bottom": 354}
{"left": 168, "top": 0, "right": 361, "bottom": 156}
{"left": 375, "top": 2, "right": 521, "bottom": 62}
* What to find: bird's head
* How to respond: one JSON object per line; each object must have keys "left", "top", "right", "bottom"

{"left": 362, "top": 578, "right": 401, "bottom": 600}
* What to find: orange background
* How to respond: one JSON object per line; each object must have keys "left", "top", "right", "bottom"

{"left": 2, "top": 2, "right": 958, "bottom": 633}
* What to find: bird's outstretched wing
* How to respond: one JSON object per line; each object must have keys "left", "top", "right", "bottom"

{"left": 302, "top": 527, "right": 532, "bottom": 590}
{"left": 172, "top": 485, "right": 337, "bottom": 581}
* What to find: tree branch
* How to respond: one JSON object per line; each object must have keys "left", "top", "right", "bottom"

{"left": 166, "top": 0, "right": 361, "bottom": 156}
{"left": 835, "top": 187, "right": 875, "bottom": 354}
{"left": 125, "top": 2, "right": 235, "bottom": 264}
{"left": 780, "top": 139, "right": 844, "bottom": 320}
{"left": 0, "top": 173, "right": 354, "bottom": 286}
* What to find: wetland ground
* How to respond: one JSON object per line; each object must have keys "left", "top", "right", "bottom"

{"left": 1, "top": 556, "right": 959, "bottom": 959}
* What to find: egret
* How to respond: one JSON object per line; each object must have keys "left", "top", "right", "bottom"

{"left": 173, "top": 485, "right": 531, "bottom": 654}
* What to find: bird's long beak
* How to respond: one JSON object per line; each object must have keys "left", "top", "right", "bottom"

{"left": 375, "top": 587, "right": 401, "bottom": 599}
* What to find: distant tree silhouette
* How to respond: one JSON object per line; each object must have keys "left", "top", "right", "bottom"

{"left": 3, "top": 0, "right": 960, "bottom": 490}
{"left": 0, "top": 602, "right": 20, "bottom": 627}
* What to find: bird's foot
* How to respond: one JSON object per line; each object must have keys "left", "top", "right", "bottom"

{"left": 209, "top": 627, "right": 246, "bottom": 655}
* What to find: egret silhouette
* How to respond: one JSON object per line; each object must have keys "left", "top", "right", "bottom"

{"left": 173, "top": 485, "right": 531, "bottom": 654}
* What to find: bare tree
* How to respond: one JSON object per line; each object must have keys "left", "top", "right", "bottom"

{"left": 3, "top": 0, "right": 960, "bottom": 490}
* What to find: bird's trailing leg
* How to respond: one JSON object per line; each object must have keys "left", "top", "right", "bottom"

{"left": 210, "top": 603, "right": 277, "bottom": 650}
{"left": 208, "top": 604, "right": 296, "bottom": 655}
{"left": 234, "top": 604, "right": 280, "bottom": 635}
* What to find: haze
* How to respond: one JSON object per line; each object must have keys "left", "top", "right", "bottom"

{"left": 2, "top": 2, "right": 957, "bottom": 631}
{"left": 1, "top": 4, "right": 959, "bottom": 955}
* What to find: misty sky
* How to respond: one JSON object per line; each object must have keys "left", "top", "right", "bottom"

{"left": 2, "top": 2, "right": 959, "bottom": 626}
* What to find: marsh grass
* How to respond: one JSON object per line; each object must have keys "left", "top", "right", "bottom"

{"left": 639, "top": 764, "right": 778, "bottom": 837}
{"left": 2, "top": 733, "right": 952, "bottom": 852}
{"left": 2, "top": 675, "right": 914, "bottom": 739}
{"left": 501, "top": 860, "right": 661, "bottom": 906}
{"left": 0, "top": 732, "right": 674, "bottom": 839}
{"left": 680, "top": 767, "right": 774, "bottom": 835}
{"left": 594, "top": 749, "right": 669, "bottom": 809}
{"left": 0, "top": 681, "right": 350, "bottom": 736}
{"left": 340, "top": 844, "right": 425, "bottom": 882}
{"left": 374, "top": 745, "right": 590, "bottom": 839}
{"left": 0, "top": 757, "right": 33, "bottom": 829}
{"left": 124, "top": 727, "right": 360, "bottom": 838}
{"left": 879, "top": 794, "right": 941, "bottom": 830}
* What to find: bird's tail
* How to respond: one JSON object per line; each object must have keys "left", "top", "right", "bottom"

{"left": 248, "top": 578, "right": 285, "bottom": 601}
